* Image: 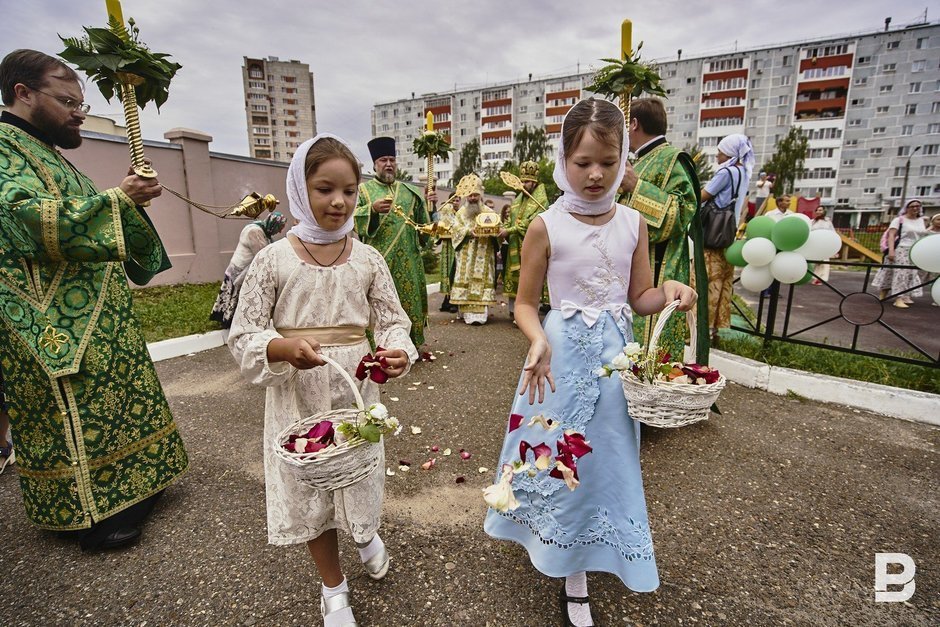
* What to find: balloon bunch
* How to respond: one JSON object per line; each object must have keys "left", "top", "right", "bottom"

{"left": 908, "top": 234, "right": 940, "bottom": 306}
{"left": 725, "top": 213, "right": 843, "bottom": 292}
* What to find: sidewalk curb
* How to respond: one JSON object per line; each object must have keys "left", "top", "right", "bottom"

{"left": 148, "top": 282, "right": 442, "bottom": 363}
{"left": 708, "top": 349, "right": 940, "bottom": 427}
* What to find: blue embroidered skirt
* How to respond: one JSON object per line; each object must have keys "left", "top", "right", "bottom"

{"left": 484, "top": 310, "right": 659, "bottom": 591}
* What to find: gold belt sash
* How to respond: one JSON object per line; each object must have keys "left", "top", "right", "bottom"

{"left": 275, "top": 325, "right": 367, "bottom": 346}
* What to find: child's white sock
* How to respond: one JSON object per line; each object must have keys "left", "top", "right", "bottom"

{"left": 322, "top": 577, "right": 349, "bottom": 599}
{"left": 357, "top": 534, "right": 384, "bottom": 564}
{"left": 565, "top": 572, "right": 593, "bottom": 626}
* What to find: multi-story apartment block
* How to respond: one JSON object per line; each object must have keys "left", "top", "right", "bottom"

{"left": 242, "top": 56, "right": 317, "bottom": 162}
{"left": 371, "top": 21, "right": 939, "bottom": 226}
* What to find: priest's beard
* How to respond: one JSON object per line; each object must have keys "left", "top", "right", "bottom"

{"left": 375, "top": 171, "right": 395, "bottom": 184}
{"left": 32, "top": 106, "right": 82, "bottom": 149}
{"left": 465, "top": 201, "right": 481, "bottom": 218}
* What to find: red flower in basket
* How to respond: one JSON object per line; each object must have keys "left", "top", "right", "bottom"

{"left": 285, "top": 420, "right": 335, "bottom": 453}
{"left": 681, "top": 364, "right": 721, "bottom": 385}
{"left": 355, "top": 347, "right": 389, "bottom": 384}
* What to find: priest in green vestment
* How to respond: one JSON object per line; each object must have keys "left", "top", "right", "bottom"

{"left": 0, "top": 50, "right": 188, "bottom": 548}
{"left": 354, "top": 137, "right": 430, "bottom": 348}
{"left": 450, "top": 175, "right": 498, "bottom": 325}
{"left": 499, "top": 161, "right": 548, "bottom": 318}
{"left": 435, "top": 199, "right": 458, "bottom": 312}
{"left": 619, "top": 98, "right": 709, "bottom": 364}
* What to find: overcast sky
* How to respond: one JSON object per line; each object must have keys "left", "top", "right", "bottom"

{"left": 1, "top": 0, "right": 931, "bottom": 168}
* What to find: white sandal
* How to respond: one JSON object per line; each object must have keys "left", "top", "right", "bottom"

{"left": 320, "top": 591, "right": 358, "bottom": 627}
{"left": 362, "top": 545, "right": 390, "bottom": 580}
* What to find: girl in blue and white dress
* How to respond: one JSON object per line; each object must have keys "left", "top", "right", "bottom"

{"left": 484, "top": 98, "right": 697, "bottom": 627}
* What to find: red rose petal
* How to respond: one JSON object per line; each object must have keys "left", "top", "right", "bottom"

{"left": 508, "top": 413, "right": 524, "bottom": 432}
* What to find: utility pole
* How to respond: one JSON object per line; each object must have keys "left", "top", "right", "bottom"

{"left": 898, "top": 145, "right": 922, "bottom": 214}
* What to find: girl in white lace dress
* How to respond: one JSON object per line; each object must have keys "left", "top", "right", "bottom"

{"left": 484, "top": 99, "right": 696, "bottom": 627}
{"left": 229, "top": 134, "right": 417, "bottom": 627}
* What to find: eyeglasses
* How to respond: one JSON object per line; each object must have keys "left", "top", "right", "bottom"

{"left": 33, "top": 89, "right": 91, "bottom": 114}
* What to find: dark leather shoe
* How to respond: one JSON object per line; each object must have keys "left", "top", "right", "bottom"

{"left": 98, "top": 526, "right": 141, "bottom": 550}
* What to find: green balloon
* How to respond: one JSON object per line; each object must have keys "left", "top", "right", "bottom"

{"left": 771, "top": 216, "right": 810, "bottom": 251}
{"left": 725, "top": 239, "right": 747, "bottom": 267}
{"left": 795, "top": 269, "right": 813, "bottom": 285}
{"left": 746, "top": 216, "right": 774, "bottom": 240}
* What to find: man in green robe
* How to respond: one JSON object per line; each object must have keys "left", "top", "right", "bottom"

{"left": 451, "top": 175, "right": 498, "bottom": 325}
{"left": 619, "top": 98, "right": 709, "bottom": 364}
{"left": 499, "top": 161, "right": 548, "bottom": 319}
{"left": 0, "top": 50, "right": 188, "bottom": 549}
{"left": 435, "top": 198, "right": 458, "bottom": 313}
{"left": 354, "top": 137, "right": 431, "bottom": 348}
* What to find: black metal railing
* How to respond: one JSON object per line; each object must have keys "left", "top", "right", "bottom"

{"left": 730, "top": 260, "right": 938, "bottom": 368}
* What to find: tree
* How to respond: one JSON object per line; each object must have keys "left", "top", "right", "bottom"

{"left": 762, "top": 127, "right": 809, "bottom": 195}
{"left": 394, "top": 167, "right": 411, "bottom": 181}
{"left": 683, "top": 143, "right": 715, "bottom": 184}
{"left": 513, "top": 124, "right": 551, "bottom": 163}
{"left": 453, "top": 138, "right": 481, "bottom": 183}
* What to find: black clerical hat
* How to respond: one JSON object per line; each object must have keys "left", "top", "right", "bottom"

{"left": 367, "top": 136, "right": 396, "bottom": 162}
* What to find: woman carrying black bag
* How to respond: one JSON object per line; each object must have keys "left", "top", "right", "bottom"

{"left": 699, "top": 134, "right": 754, "bottom": 346}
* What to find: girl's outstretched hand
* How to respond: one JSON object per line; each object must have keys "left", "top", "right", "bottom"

{"left": 663, "top": 280, "right": 697, "bottom": 312}
{"left": 520, "top": 338, "right": 555, "bottom": 405}
{"left": 268, "top": 337, "right": 326, "bottom": 369}
{"left": 375, "top": 348, "right": 409, "bottom": 378}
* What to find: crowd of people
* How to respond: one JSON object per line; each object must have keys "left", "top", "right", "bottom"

{"left": 0, "top": 45, "right": 935, "bottom": 627}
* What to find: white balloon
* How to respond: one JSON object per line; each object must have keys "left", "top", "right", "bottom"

{"left": 742, "top": 237, "right": 777, "bottom": 266}
{"left": 740, "top": 263, "right": 775, "bottom": 292}
{"left": 795, "top": 229, "right": 842, "bottom": 261}
{"left": 932, "top": 278, "right": 940, "bottom": 306}
{"left": 909, "top": 233, "right": 940, "bottom": 273}
{"left": 770, "top": 251, "right": 809, "bottom": 283}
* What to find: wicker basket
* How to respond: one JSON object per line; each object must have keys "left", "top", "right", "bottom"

{"left": 274, "top": 355, "right": 383, "bottom": 491}
{"left": 620, "top": 300, "right": 726, "bottom": 428}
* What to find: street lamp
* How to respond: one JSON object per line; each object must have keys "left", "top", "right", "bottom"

{"left": 898, "top": 145, "right": 922, "bottom": 214}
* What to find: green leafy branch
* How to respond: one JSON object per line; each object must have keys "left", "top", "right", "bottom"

{"left": 59, "top": 19, "right": 181, "bottom": 110}
{"left": 587, "top": 42, "right": 666, "bottom": 100}
{"left": 412, "top": 131, "right": 453, "bottom": 160}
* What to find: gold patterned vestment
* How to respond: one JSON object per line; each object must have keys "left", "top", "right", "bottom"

{"left": 449, "top": 206, "right": 498, "bottom": 311}
{"left": 0, "top": 120, "right": 188, "bottom": 530}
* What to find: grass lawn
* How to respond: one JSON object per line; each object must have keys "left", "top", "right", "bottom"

{"left": 131, "top": 282, "right": 222, "bottom": 343}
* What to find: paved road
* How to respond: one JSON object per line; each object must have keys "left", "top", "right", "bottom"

{"left": 1, "top": 295, "right": 937, "bottom": 626}
{"left": 735, "top": 269, "right": 938, "bottom": 360}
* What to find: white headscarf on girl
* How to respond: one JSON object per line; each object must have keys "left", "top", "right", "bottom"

{"left": 286, "top": 133, "right": 358, "bottom": 244}
{"left": 550, "top": 98, "right": 630, "bottom": 216}
{"left": 716, "top": 134, "right": 755, "bottom": 180}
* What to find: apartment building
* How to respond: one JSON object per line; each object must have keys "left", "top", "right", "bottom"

{"left": 243, "top": 56, "right": 317, "bottom": 162}
{"left": 372, "top": 21, "right": 939, "bottom": 225}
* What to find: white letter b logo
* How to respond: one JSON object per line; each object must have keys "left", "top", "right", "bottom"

{"left": 875, "top": 553, "right": 915, "bottom": 602}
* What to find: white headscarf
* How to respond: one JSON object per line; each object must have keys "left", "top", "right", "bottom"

{"left": 550, "top": 99, "right": 630, "bottom": 216}
{"left": 717, "top": 134, "right": 755, "bottom": 180}
{"left": 286, "top": 133, "right": 358, "bottom": 244}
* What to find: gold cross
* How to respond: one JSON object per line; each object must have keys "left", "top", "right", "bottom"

{"left": 39, "top": 325, "right": 69, "bottom": 355}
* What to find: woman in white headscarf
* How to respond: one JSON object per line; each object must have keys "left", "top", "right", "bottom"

{"left": 228, "top": 134, "right": 418, "bottom": 626}
{"left": 700, "top": 133, "right": 754, "bottom": 345}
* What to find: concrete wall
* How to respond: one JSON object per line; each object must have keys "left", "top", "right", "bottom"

{"left": 67, "top": 128, "right": 289, "bottom": 286}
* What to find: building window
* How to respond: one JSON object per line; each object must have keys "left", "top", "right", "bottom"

{"left": 854, "top": 77, "right": 868, "bottom": 86}
{"left": 837, "top": 198, "right": 850, "bottom": 204}
{"left": 912, "top": 60, "right": 927, "bottom": 73}
{"left": 842, "top": 159, "right": 856, "bottom": 166}
{"left": 687, "top": 77, "right": 696, "bottom": 84}
{"left": 897, "top": 146, "right": 910, "bottom": 156}
{"left": 682, "top": 113, "right": 694, "bottom": 121}
{"left": 870, "top": 148, "right": 883, "bottom": 156}
{"left": 782, "top": 55, "right": 792, "bottom": 66}
{"left": 924, "top": 144, "right": 939, "bottom": 155}
{"left": 883, "top": 63, "right": 897, "bottom": 72}
{"left": 780, "top": 75, "right": 792, "bottom": 86}
{"left": 751, "top": 79, "right": 760, "bottom": 88}
{"left": 920, "top": 165, "right": 936, "bottom": 176}
{"left": 889, "top": 187, "right": 902, "bottom": 196}
{"left": 845, "top": 139, "right": 858, "bottom": 146}
{"left": 886, "top": 41, "right": 900, "bottom": 50}
{"left": 901, "top": 125, "right": 914, "bottom": 135}
{"left": 929, "top": 123, "right": 940, "bottom": 134}
{"left": 910, "top": 82, "right": 922, "bottom": 93}
{"left": 915, "top": 186, "right": 931, "bottom": 196}
{"left": 839, "top": 178, "right": 852, "bottom": 185}
{"left": 847, "top": 119, "right": 862, "bottom": 127}
{"left": 866, "top": 168, "right": 879, "bottom": 175}
{"left": 875, "top": 105, "right": 889, "bottom": 114}
{"left": 858, "top": 56, "right": 870, "bottom": 64}
{"left": 933, "top": 102, "right": 940, "bottom": 114}
{"left": 684, "top": 95, "right": 695, "bottom": 103}
{"left": 916, "top": 38, "right": 928, "bottom": 49}
{"left": 749, "top": 97, "right": 759, "bottom": 107}
{"left": 873, "top": 127, "right": 886, "bottom": 134}
{"left": 775, "top": 114, "right": 787, "bottom": 125}
{"left": 879, "top": 85, "right": 893, "bottom": 94}
{"left": 778, "top": 94, "right": 789, "bottom": 106}
{"left": 906, "top": 104, "right": 918, "bottom": 115}
{"left": 863, "top": 187, "right": 876, "bottom": 194}
{"left": 851, "top": 98, "right": 864, "bottom": 106}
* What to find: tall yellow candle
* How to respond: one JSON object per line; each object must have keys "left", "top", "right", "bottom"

{"left": 621, "top": 19, "right": 632, "bottom": 60}
{"left": 106, "top": 0, "right": 124, "bottom": 25}
{"left": 426, "top": 111, "right": 434, "bottom": 132}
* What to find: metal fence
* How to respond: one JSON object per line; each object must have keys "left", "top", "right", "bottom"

{"left": 731, "top": 260, "right": 939, "bottom": 368}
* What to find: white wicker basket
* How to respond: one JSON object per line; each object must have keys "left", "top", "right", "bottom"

{"left": 274, "top": 355, "right": 382, "bottom": 491}
{"left": 620, "top": 300, "right": 725, "bottom": 428}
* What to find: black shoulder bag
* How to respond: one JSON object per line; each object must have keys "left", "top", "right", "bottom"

{"left": 700, "top": 167, "right": 742, "bottom": 249}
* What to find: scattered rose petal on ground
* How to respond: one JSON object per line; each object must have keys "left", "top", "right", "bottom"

{"left": 390, "top": 397, "right": 400, "bottom": 402}
{"left": 421, "top": 459, "right": 436, "bottom": 470}
{"left": 460, "top": 449, "right": 472, "bottom": 460}
{"left": 455, "top": 476, "right": 465, "bottom": 484}
{"left": 427, "top": 386, "right": 435, "bottom": 390}
{"left": 442, "top": 448, "right": 452, "bottom": 456}
{"left": 385, "top": 468, "right": 396, "bottom": 476}
{"left": 398, "top": 459, "right": 411, "bottom": 467}
{"left": 430, "top": 445, "right": 440, "bottom": 452}
{"left": 442, "top": 365, "right": 448, "bottom": 369}
{"left": 478, "top": 467, "right": 489, "bottom": 474}
{"left": 407, "top": 387, "right": 417, "bottom": 391}
{"left": 411, "top": 425, "right": 422, "bottom": 435}
{"left": 398, "top": 465, "right": 410, "bottom": 472}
